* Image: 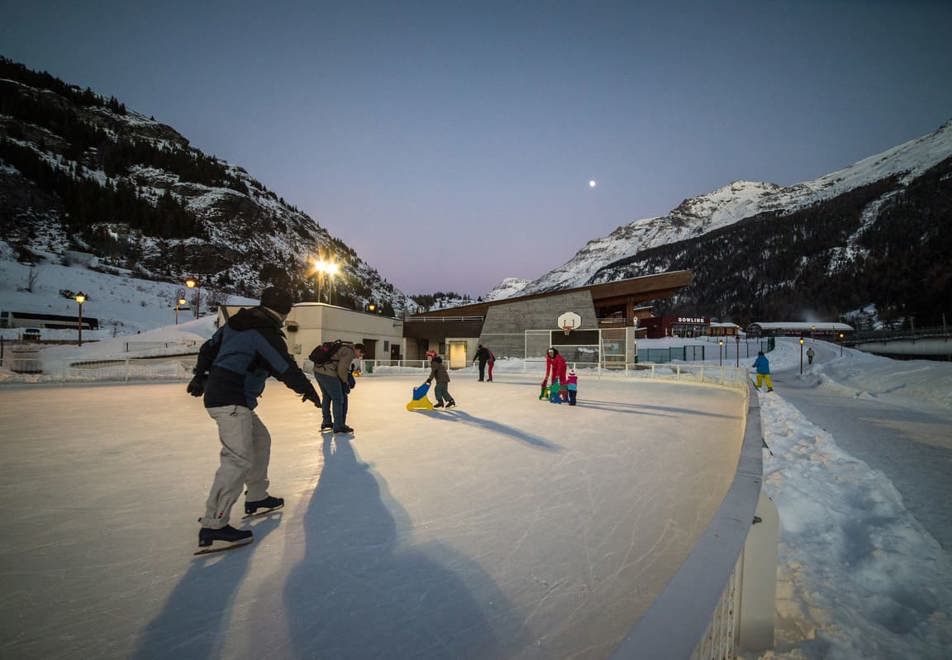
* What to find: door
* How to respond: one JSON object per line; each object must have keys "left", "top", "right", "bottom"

{"left": 449, "top": 341, "right": 467, "bottom": 369}
{"left": 362, "top": 339, "right": 377, "bottom": 359}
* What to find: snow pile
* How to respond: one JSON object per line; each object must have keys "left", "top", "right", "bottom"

{"left": 484, "top": 277, "right": 530, "bottom": 301}
{"left": 756, "top": 392, "right": 952, "bottom": 659}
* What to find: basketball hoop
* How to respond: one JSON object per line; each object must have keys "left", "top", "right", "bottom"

{"left": 557, "top": 311, "right": 582, "bottom": 338}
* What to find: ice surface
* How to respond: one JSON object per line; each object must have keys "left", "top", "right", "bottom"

{"left": 0, "top": 375, "right": 744, "bottom": 659}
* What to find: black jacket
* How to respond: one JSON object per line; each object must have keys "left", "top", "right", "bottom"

{"left": 195, "top": 307, "right": 318, "bottom": 409}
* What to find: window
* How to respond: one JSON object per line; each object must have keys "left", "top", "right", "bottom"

{"left": 383, "top": 340, "right": 389, "bottom": 351}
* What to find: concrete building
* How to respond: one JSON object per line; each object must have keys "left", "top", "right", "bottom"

{"left": 404, "top": 271, "right": 693, "bottom": 368}
{"left": 218, "top": 303, "right": 404, "bottom": 369}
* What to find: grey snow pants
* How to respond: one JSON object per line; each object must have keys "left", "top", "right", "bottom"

{"left": 200, "top": 405, "right": 271, "bottom": 529}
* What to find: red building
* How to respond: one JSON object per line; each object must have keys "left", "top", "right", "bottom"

{"left": 639, "top": 315, "right": 710, "bottom": 339}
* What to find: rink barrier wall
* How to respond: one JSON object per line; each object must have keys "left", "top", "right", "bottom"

{"left": 610, "top": 380, "right": 775, "bottom": 659}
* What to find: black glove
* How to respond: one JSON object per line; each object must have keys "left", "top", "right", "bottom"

{"left": 187, "top": 374, "right": 206, "bottom": 397}
{"left": 426, "top": 378, "right": 432, "bottom": 385}
{"left": 343, "top": 384, "right": 351, "bottom": 395}
{"left": 302, "top": 389, "right": 321, "bottom": 407}
{"left": 347, "top": 374, "right": 356, "bottom": 390}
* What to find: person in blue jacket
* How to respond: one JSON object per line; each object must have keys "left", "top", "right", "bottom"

{"left": 187, "top": 286, "right": 321, "bottom": 553}
{"left": 752, "top": 351, "right": 774, "bottom": 392}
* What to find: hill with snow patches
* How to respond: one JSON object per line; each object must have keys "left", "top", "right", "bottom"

{"left": 0, "top": 57, "right": 410, "bottom": 329}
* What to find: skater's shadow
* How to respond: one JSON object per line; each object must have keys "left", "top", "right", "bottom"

{"left": 421, "top": 409, "right": 561, "bottom": 451}
{"left": 130, "top": 516, "right": 281, "bottom": 660}
{"left": 574, "top": 400, "right": 675, "bottom": 417}
{"left": 280, "top": 436, "right": 525, "bottom": 658}
{"left": 583, "top": 399, "right": 738, "bottom": 419}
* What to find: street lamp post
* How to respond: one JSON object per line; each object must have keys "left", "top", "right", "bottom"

{"left": 799, "top": 337, "right": 805, "bottom": 375}
{"left": 74, "top": 292, "right": 87, "bottom": 347}
{"left": 175, "top": 290, "right": 188, "bottom": 325}
{"left": 838, "top": 332, "right": 844, "bottom": 357}
{"left": 718, "top": 339, "right": 724, "bottom": 366}
{"left": 185, "top": 277, "right": 200, "bottom": 319}
{"left": 735, "top": 333, "right": 740, "bottom": 367}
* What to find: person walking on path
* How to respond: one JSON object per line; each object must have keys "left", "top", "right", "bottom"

{"left": 473, "top": 344, "right": 491, "bottom": 381}
{"left": 188, "top": 286, "right": 321, "bottom": 553}
{"left": 807, "top": 346, "right": 815, "bottom": 365}
{"left": 314, "top": 341, "right": 364, "bottom": 434}
{"left": 426, "top": 355, "right": 456, "bottom": 407}
{"left": 487, "top": 348, "right": 496, "bottom": 382}
{"left": 752, "top": 350, "right": 774, "bottom": 392}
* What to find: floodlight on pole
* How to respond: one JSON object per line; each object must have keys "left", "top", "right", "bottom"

{"left": 799, "top": 336, "right": 805, "bottom": 375}
{"left": 718, "top": 339, "right": 724, "bottom": 366}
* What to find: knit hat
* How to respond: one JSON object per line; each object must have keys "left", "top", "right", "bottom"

{"left": 260, "top": 286, "right": 293, "bottom": 314}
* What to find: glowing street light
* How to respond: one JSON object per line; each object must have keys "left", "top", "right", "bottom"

{"left": 313, "top": 258, "right": 340, "bottom": 304}
{"left": 74, "top": 292, "right": 87, "bottom": 347}
{"left": 838, "top": 331, "right": 845, "bottom": 357}
{"left": 175, "top": 290, "right": 188, "bottom": 325}
{"left": 799, "top": 336, "right": 805, "bottom": 375}
{"left": 185, "top": 277, "right": 200, "bottom": 319}
{"left": 718, "top": 339, "right": 724, "bottom": 366}
{"left": 368, "top": 303, "right": 376, "bottom": 313}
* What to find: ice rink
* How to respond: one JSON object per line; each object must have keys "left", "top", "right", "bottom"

{"left": 0, "top": 374, "right": 745, "bottom": 659}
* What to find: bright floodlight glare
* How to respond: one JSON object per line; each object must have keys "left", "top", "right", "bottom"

{"left": 588, "top": 179, "right": 597, "bottom": 188}
{"left": 326, "top": 262, "right": 339, "bottom": 275}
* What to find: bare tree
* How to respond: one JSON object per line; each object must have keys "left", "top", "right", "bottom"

{"left": 26, "top": 266, "right": 38, "bottom": 293}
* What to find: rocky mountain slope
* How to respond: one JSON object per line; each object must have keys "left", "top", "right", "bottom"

{"left": 501, "top": 119, "right": 952, "bottom": 325}
{"left": 0, "top": 57, "right": 408, "bottom": 317}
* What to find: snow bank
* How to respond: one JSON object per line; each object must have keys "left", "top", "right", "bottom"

{"left": 754, "top": 393, "right": 952, "bottom": 659}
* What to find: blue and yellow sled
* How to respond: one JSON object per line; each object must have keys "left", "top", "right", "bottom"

{"left": 406, "top": 382, "right": 434, "bottom": 411}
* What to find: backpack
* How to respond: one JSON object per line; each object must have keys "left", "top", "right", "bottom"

{"left": 309, "top": 339, "right": 343, "bottom": 366}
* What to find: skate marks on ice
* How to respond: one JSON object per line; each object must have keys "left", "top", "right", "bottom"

{"left": 132, "top": 517, "right": 282, "bottom": 660}
{"left": 417, "top": 408, "right": 561, "bottom": 451}
{"left": 272, "top": 435, "right": 526, "bottom": 658}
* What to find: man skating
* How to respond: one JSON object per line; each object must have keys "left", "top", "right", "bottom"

{"left": 188, "top": 287, "right": 321, "bottom": 553}
{"left": 313, "top": 341, "right": 364, "bottom": 433}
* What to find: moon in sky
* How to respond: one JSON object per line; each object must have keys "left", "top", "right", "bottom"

{"left": 588, "top": 179, "right": 597, "bottom": 188}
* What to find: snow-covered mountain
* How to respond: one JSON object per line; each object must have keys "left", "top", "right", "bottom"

{"left": 484, "top": 277, "right": 529, "bottom": 301}
{"left": 0, "top": 57, "right": 410, "bottom": 330}
{"left": 505, "top": 120, "right": 952, "bottom": 298}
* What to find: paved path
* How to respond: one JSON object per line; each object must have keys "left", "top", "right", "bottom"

{"left": 0, "top": 376, "right": 745, "bottom": 660}
{"left": 769, "top": 343, "right": 952, "bottom": 550}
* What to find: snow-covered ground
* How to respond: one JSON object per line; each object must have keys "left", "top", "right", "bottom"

{"left": 0, "top": 243, "right": 257, "bottom": 335}
{"left": 742, "top": 338, "right": 952, "bottom": 659}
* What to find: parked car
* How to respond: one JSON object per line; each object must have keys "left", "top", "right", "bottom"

{"left": 22, "top": 328, "right": 41, "bottom": 342}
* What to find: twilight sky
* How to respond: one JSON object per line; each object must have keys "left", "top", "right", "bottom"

{"left": 3, "top": 1, "right": 951, "bottom": 296}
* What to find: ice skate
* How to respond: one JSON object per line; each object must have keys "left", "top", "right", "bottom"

{"left": 320, "top": 422, "right": 334, "bottom": 432}
{"left": 195, "top": 525, "right": 253, "bottom": 555}
{"left": 335, "top": 425, "right": 354, "bottom": 434}
{"left": 445, "top": 401, "right": 456, "bottom": 408}
{"left": 244, "top": 495, "right": 284, "bottom": 518}
{"left": 433, "top": 402, "right": 444, "bottom": 408}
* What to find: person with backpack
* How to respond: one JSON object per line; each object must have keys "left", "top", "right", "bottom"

{"left": 188, "top": 286, "right": 321, "bottom": 554}
{"left": 312, "top": 340, "right": 364, "bottom": 434}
